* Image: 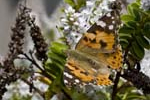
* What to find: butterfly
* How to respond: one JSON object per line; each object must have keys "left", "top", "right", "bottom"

{"left": 64, "top": 1, "right": 123, "bottom": 87}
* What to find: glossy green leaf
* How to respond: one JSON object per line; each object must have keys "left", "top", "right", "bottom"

{"left": 120, "top": 39, "right": 129, "bottom": 47}
{"left": 119, "top": 25, "right": 134, "bottom": 34}
{"left": 117, "top": 86, "right": 136, "bottom": 94}
{"left": 132, "top": 8, "right": 141, "bottom": 21}
{"left": 130, "top": 2, "right": 140, "bottom": 9}
{"left": 127, "top": 5, "right": 133, "bottom": 15}
{"left": 130, "top": 41, "right": 145, "bottom": 60}
{"left": 143, "top": 22, "right": 150, "bottom": 39}
{"left": 135, "top": 36, "right": 150, "bottom": 49}
{"left": 126, "top": 21, "right": 137, "bottom": 29}
{"left": 121, "top": 15, "right": 135, "bottom": 22}
{"left": 127, "top": 2, "right": 140, "bottom": 16}
{"left": 50, "top": 42, "right": 68, "bottom": 55}
{"left": 65, "top": 0, "right": 86, "bottom": 11}
{"left": 119, "top": 33, "right": 132, "bottom": 40}
{"left": 64, "top": 0, "right": 75, "bottom": 7}
{"left": 126, "top": 93, "right": 147, "bottom": 100}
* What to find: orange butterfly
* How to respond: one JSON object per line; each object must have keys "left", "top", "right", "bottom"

{"left": 64, "top": 1, "right": 123, "bottom": 87}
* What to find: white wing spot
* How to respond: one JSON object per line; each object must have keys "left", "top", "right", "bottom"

{"left": 75, "top": 79, "right": 80, "bottom": 83}
{"left": 91, "top": 68, "right": 97, "bottom": 72}
{"left": 64, "top": 80, "right": 68, "bottom": 84}
{"left": 64, "top": 72, "right": 73, "bottom": 79}
{"left": 97, "top": 21, "right": 106, "bottom": 27}
{"left": 111, "top": 17, "right": 114, "bottom": 19}
{"left": 106, "top": 13, "right": 111, "bottom": 17}
{"left": 112, "top": 21, "right": 115, "bottom": 24}
{"left": 109, "top": 25, "right": 114, "bottom": 30}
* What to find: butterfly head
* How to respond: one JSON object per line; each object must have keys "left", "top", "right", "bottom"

{"left": 108, "top": 1, "right": 122, "bottom": 11}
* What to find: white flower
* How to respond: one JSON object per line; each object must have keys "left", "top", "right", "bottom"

{"left": 86, "top": 1, "right": 94, "bottom": 6}
{"left": 74, "top": 21, "right": 79, "bottom": 26}
{"left": 141, "top": 0, "right": 150, "bottom": 11}
{"left": 141, "top": 50, "right": 150, "bottom": 77}
{"left": 109, "top": 0, "right": 116, "bottom": 2}
{"left": 64, "top": 6, "right": 75, "bottom": 14}
{"left": 60, "top": 18, "right": 68, "bottom": 23}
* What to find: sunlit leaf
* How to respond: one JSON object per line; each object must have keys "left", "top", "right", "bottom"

{"left": 121, "top": 15, "right": 135, "bottom": 22}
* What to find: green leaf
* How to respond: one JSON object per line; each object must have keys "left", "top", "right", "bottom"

{"left": 65, "top": 0, "right": 86, "bottom": 11}
{"left": 127, "top": 3, "right": 140, "bottom": 16}
{"left": 130, "top": 2, "right": 140, "bottom": 9}
{"left": 127, "top": 5, "right": 133, "bottom": 15}
{"left": 65, "top": 0, "right": 75, "bottom": 7}
{"left": 130, "top": 41, "right": 145, "bottom": 60}
{"left": 120, "top": 39, "right": 129, "bottom": 49}
{"left": 76, "top": 0, "right": 86, "bottom": 10}
{"left": 45, "top": 41, "right": 68, "bottom": 83}
{"left": 119, "top": 33, "right": 132, "bottom": 40}
{"left": 121, "top": 15, "right": 135, "bottom": 22}
{"left": 126, "top": 93, "right": 147, "bottom": 100}
{"left": 145, "top": 94, "right": 150, "bottom": 100}
{"left": 136, "top": 0, "right": 141, "bottom": 4}
{"left": 126, "top": 21, "right": 137, "bottom": 29}
{"left": 132, "top": 8, "right": 141, "bottom": 21}
{"left": 50, "top": 42, "right": 68, "bottom": 55}
{"left": 119, "top": 25, "right": 135, "bottom": 34}
{"left": 135, "top": 36, "right": 150, "bottom": 49}
{"left": 143, "top": 22, "right": 150, "bottom": 39}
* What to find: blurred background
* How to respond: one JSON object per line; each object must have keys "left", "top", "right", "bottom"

{"left": 0, "top": 0, "right": 62, "bottom": 56}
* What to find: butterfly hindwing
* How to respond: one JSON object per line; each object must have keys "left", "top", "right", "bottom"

{"left": 64, "top": 50, "right": 112, "bottom": 87}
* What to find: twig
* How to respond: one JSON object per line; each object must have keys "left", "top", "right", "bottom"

{"left": 112, "top": 42, "right": 131, "bottom": 99}
{"left": 23, "top": 53, "right": 44, "bottom": 71}
{"left": 112, "top": 72, "right": 121, "bottom": 100}
{"left": 21, "top": 78, "right": 45, "bottom": 99}
{"left": 23, "top": 53, "right": 55, "bottom": 81}
{"left": 61, "top": 87, "right": 72, "bottom": 100}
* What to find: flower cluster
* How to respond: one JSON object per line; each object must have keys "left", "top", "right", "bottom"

{"left": 4, "top": 5, "right": 31, "bottom": 71}
{"left": 141, "top": 0, "right": 150, "bottom": 11}
{"left": 60, "top": 0, "right": 115, "bottom": 48}
{"left": 0, "top": 4, "right": 49, "bottom": 99}
{"left": 0, "top": 5, "right": 31, "bottom": 99}
{"left": 28, "top": 17, "right": 48, "bottom": 61}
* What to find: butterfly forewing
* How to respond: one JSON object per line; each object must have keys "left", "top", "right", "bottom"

{"left": 76, "top": 10, "right": 120, "bottom": 53}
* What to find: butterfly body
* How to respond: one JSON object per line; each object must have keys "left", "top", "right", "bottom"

{"left": 64, "top": 1, "right": 123, "bottom": 87}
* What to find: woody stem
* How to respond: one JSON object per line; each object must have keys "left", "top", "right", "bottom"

{"left": 112, "top": 71, "right": 121, "bottom": 100}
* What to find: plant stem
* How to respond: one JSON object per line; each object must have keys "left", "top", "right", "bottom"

{"left": 112, "top": 71, "right": 121, "bottom": 100}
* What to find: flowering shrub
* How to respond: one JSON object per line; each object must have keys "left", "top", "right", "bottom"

{"left": 0, "top": 0, "right": 150, "bottom": 100}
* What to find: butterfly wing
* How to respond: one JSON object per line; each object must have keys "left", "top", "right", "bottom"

{"left": 64, "top": 6, "right": 123, "bottom": 86}
{"left": 64, "top": 50, "right": 112, "bottom": 86}
{"left": 75, "top": 10, "right": 123, "bottom": 70}
{"left": 76, "top": 10, "right": 120, "bottom": 53}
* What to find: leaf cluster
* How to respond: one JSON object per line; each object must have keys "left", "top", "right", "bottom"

{"left": 64, "top": 0, "right": 86, "bottom": 11}
{"left": 119, "top": 0, "right": 150, "bottom": 60}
